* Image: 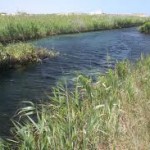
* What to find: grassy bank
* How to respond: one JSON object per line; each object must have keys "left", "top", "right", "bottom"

{"left": 139, "top": 22, "right": 150, "bottom": 33}
{"left": 0, "top": 43, "right": 58, "bottom": 70}
{"left": 0, "top": 14, "right": 149, "bottom": 43}
{"left": 1, "top": 56, "right": 150, "bottom": 149}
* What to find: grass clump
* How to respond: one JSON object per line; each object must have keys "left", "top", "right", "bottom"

{"left": 2, "top": 56, "right": 150, "bottom": 149}
{"left": 139, "top": 22, "right": 150, "bottom": 33}
{"left": 0, "top": 138, "right": 10, "bottom": 150}
{"left": 0, "top": 42, "right": 58, "bottom": 70}
{"left": 0, "top": 139, "right": 5, "bottom": 150}
{"left": 0, "top": 14, "right": 149, "bottom": 43}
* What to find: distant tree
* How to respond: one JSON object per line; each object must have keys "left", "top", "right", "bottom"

{"left": 16, "top": 11, "right": 28, "bottom": 16}
{"left": 0, "top": 12, "right": 7, "bottom": 16}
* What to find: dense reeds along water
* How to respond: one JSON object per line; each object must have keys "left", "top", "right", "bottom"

{"left": 0, "top": 27, "right": 150, "bottom": 137}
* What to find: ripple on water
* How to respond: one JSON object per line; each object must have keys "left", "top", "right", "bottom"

{"left": 0, "top": 27, "right": 150, "bottom": 136}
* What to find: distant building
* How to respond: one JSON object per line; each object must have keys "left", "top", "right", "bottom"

{"left": 89, "top": 10, "right": 104, "bottom": 15}
{"left": 16, "top": 11, "right": 29, "bottom": 16}
{"left": 106, "top": 13, "right": 148, "bottom": 17}
{"left": 56, "top": 12, "right": 87, "bottom": 16}
{"left": 0, "top": 12, "right": 7, "bottom": 16}
{"left": 56, "top": 12, "right": 70, "bottom": 16}
{"left": 132, "top": 13, "right": 147, "bottom": 17}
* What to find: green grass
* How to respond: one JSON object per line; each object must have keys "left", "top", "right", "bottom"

{"left": 1, "top": 56, "right": 150, "bottom": 149}
{"left": 0, "top": 42, "right": 58, "bottom": 70}
{"left": 0, "top": 14, "right": 149, "bottom": 43}
{"left": 139, "top": 22, "right": 150, "bottom": 33}
{"left": 0, "top": 139, "right": 5, "bottom": 150}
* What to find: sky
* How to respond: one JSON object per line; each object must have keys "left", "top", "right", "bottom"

{"left": 0, "top": 0, "right": 150, "bottom": 15}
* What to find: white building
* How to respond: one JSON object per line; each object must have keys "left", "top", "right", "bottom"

{"left": 90, "top": 10, "right": 103, "bottom": 15}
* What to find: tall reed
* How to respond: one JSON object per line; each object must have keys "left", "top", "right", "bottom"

{"left": 2, "top": 56, "right": 150, "bottom": 149}
{"left": 0, "top": 14, "right": 149, "bottom": 43}
{"left": 139, "top": 22, "right": 150, "bottom": 33}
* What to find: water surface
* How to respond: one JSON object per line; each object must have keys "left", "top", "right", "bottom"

{"left": 0, "top": 27, "right": 150, "bottom": 137}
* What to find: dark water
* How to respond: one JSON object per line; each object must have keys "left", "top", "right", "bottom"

{"left": 0, "top": 28, "right": 150, "bottom": 137}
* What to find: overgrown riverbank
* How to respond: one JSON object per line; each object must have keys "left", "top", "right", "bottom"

{"left": 0, "top": 14, "right": 148, "bottom": 69}
{"left": 139, "top": 22, "right": 150, "bottom": 33}
{"left": 0, "top": 43, "right": 58, "bottom": 70}
{"left": 0, "top": 14, "right": 149, "bottom": 43}
{"left": 1, "top": 56, "right": 150, "bottom": 149}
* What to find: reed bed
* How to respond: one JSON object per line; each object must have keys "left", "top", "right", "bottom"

{"left": 0, "top": 14, "right": 149, "bottom": 43}
{"left": 1, "top": 56, "right": 150, "bottom": 149}
{"left": 139, "top": 22, "right": 150, "bottom": 33}
{"left": 0, "top": 42, "right": 58, "bottom": 70}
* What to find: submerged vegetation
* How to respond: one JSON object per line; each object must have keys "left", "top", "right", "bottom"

{"left": 1, "top": 56, "right": 150, "bottom": 149}
{"left": 139, "top": 22, "right": 150, "bottom": 33}
{"left": 0, "top": 14, "right": 149, "bottom": 43}
{"left": 0, "top": 43, "right": 58, "bottom": 70}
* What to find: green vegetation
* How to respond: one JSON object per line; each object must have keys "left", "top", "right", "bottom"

{"left": 0, "top": 139, "right": 5, "bottom": 150}
{"left": 139, "top": 22, "right": 150, "bottom": 33}
{"left": 0, "top": 43, "right": 58, "bottom": 70}
{"left": 0, "top": 14, "right": 148, "bottom": 70}
{"left": 1, "top": 56, "right": 150, "bottom": 149}
{"left": 0, "top": 13, "right": 150, "bottom": 149}
{"left": 0, "top": 14, "right": 149, "bottom": 43}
